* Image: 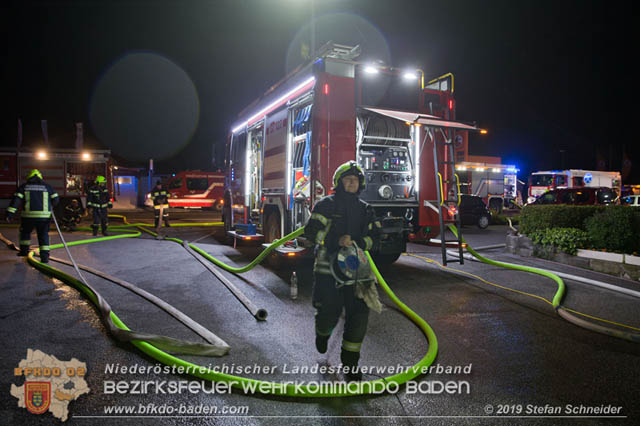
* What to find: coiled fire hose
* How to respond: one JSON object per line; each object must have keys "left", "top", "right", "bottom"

{"left": 20, "top": 217, "right": 438, "bottom": 397}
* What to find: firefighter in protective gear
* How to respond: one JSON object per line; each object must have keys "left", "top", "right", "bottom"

{"left": 6, "top": 169, "right": 59, "bottom": 263}
{"left": 151, "top": 180, "right": 170, "bottom": 227}
{"left": 61, "top": 199, "right": 82, "bottom": 232}
{"left": 303, "top": 161, "right": 381, "bottom": 381}
{"left": 87, "top": 175, "right": 112, "bottom": 236}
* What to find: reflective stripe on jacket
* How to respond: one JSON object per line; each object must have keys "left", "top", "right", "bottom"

{"left": 8, "top": 178, "right": 59, "bottom": 219}
{"left": 303, "top": 194, "right": 378, "bottom": 275}
{"left": 151, "top": 187, "right": 169, "bottom": 208}
{"left": 87, "top": 185, "right": 112, "bottom": 209}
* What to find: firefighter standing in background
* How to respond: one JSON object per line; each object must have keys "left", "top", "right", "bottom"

{"left": 5, "top": 169, "right": 59, "bottom": 263}
{"left": 151, "top": 180, "right": 170, "bottom": 228}
{"left": 302, "top": 161, "right": 381, "bottom": 381}
{"left": 87, "top": 175, "right": 112, "bottom": 236}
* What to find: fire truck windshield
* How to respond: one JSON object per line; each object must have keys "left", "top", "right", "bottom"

{"left": 530, "top": 174, "right": 554, "bottom": 186}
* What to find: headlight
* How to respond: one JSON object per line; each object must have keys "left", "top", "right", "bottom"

{"left": 378, "top": 185, "right": 393, "bottom": 199}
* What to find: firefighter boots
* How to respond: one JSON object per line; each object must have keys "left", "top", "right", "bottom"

{"left": 315, "top": 335, "right": 329, "bottom": 354}
{"left": 341, "top": 349, "right": 362, "bottom": 382}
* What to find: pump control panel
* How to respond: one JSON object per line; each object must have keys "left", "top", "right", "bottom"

{"left": 358, "top": 146, "right": 415, "bottom": 203}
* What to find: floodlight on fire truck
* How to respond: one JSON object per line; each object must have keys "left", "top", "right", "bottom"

{"left": 36, "top": 150, "right": 48, "bottom": 160}
{"left": 403, "top": 71, "right": 418, "bottom": 81}
{"left": 82, "top": 152, "right": 92, "bottom": 161}
{"left": 364, "top": 65, "right": 379, "bottom": 74}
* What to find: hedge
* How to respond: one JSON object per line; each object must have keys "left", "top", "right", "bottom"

{"left": 521, "top": 205, "right": 640, "bottom": 254}
{"left": 585, "top": 207, "right": 640, "bottom": 254}
{"left": 519, "top": 205, "right": 605, "bottom": 235}
{"left": 528, "top": 227, "right": 590, "bottom": 256}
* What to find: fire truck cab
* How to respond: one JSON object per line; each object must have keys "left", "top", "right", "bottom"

{"left": 527, "top": 169, "right": 621, "bottom": 204}
{"left": 224, "top": 43, "right": 479, "bottom": 263}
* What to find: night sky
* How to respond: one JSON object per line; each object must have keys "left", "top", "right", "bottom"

{"left": 3, "top": 0, "right": 637, "bottom": 183}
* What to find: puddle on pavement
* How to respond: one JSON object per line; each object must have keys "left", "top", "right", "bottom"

{"left": 50, "top": 278, "right": 103, "bottom": 330}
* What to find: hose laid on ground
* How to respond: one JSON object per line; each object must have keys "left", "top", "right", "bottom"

{"left": 21, "top": 219, "right": 438, "bottom": 397}
{"left": 48, "top": 255, "right": 230, "bottom": 348}
{"left": 40, "top": 215, "right": 230, "bottom": 356}
{"left": 448, "top": 225, "right": 640, "bottom": 343}
{"left": 446, "top": 249, "right": 640, "bottom": 299}
{"left": 181, "top": 240, "right": 268, "bottom": 321}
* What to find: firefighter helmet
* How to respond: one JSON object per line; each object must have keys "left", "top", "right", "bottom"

{"left": 95, "top": 175, "right": 106, "bottom": 184}
{"left": 26, "top": 169, "right": 43, "bottom": 180}
{"left": 332, "top": 161, "right": 366, "bottom": 191}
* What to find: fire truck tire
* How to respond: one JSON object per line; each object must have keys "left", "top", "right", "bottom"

{"left": 488, "top": 198, "right": 503, "bottom": 214}
{"left": 372, "top": 252, "right": 401, "bottom": 265}
{"left": 264, "top": 212, "right": 281, "bottom": 243}
{"left": 223, "top": 206, "right": 233, "bottom": 245}
{"left": 477, "top": 214, "right": 490, "bottom": 229}
{"left": 214, "top": 201, "right": 224, "bottom": 212}
{"left": 264, "top": 213, "right": 282, "bottom": 268}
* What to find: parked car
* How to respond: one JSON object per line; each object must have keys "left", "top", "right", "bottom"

{"left": 622, "top": 194, "right": 640, "bottom": 207}
{"left": 532, "top": 187, "right": 618, "bottom": 205}
{"left": 457, "top": 194, "right": 492, "bottom": 229}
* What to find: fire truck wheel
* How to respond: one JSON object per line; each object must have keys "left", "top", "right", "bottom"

{"left": 477, "top": 214, "right": 490, "bottom": 229}
{"left": 371, "top": 252, "right": 401, "bottom": 265}
{"left": 264, "top": 213, "right": 281, "bottom": 243}
{"left": 223, "top": 206, "right": 233, "bottom": 244}
{"left": 265, "top": 213, "right": 282, "bottom": 268}
{"left": 214, "top": 202, "right": 224, "bottom": 212}
{"left": 488, "top": 198, "right": 503, "bottom": 214}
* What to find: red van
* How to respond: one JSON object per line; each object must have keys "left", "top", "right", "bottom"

{"left": 146, "top": 171, "right": 225, "bottom": 210}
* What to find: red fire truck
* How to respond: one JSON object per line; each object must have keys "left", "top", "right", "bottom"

{"left": 0, "top": 147, "right": 114, "bottom": 211}
{"left": 224, "top": 43, "right": 480, "bottom": 263}
{"left": 145, "top": 170, "right": 225, "bottom": 210}
{"left": 527, "top": 169, "right": 622, "bottom": 204}
{"left": 454, "top": 158, "right": 519, "bottom": 211}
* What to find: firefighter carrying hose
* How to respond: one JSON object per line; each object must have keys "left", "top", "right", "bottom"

{"left": 302, "top": 161, "right": 382, "bottom": 381}
{"left": 5, "top": 169, "right": 59, "bottom": 263}
{"left": 87, "top": 175, "right": 112, "bottom": 236}
{"left": 151, "top": 180, "right": 170, "bottom": 228}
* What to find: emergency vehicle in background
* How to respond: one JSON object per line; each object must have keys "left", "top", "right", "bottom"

{"left": 455, "top": 159, "right": 519, "bottom": 212}
{"left": 0, "top": 147, "right": 114, "bottom": 211}
{"left": 224, "top": 42, "right": 481, "bottom": 264}
{"left": 145, "top": 170, "right": 225, "bottom": 210}
{"left": 527, "top": 169, "right": 621, "bottom": 204}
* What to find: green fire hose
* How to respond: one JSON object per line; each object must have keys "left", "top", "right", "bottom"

{"left": 22, "top": 219, "right": 438, "bottom": 397}
{"left": 449, "top": 225, "right": 640, "bottom": 343}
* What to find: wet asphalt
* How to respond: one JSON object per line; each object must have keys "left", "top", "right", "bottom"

{"left": 1, "top": 210, "right": 639, "bottom": 425}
